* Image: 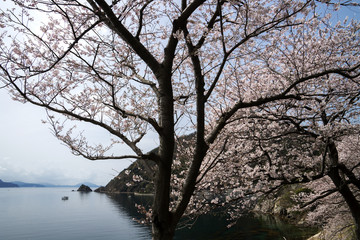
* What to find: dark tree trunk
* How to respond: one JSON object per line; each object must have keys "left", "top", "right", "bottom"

{"left": 151, "top": 65, "right": 177, "bottom": 239}
{"left": 151, "top": 161, "right": 176, "bottom": 240}
{"left": 327, "top": 140, "right": 360, "bottom": 240}
{"left": 328, "top": 167, "right": 360, "bottom": 240}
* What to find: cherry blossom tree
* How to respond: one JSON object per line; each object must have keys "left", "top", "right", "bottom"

{"left": 187, "top": 8, "right": 360, "bottom": 238}
{"left": 0, "top": 0, "right": 359, "bottom": 239}
{"left": 199, "top": 108, "right": 360, "bottom": 238}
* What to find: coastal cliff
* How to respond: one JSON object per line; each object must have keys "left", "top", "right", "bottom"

{"left": 102, "top": 159, "right": 156, "bottom": 194}
{"left": 99, "top": 134, "right": 195, "bottom": 194}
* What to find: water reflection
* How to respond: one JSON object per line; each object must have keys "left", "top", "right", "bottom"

{"left": 105, "top": 193, "right": 153, "bottom": 222}
{"left": 78, "top": 191, "right": 92, "bottom": 201}
{"left": 100, "top": 193, "right": 317, "bottom": 240}
{"left": 174, "top": 213, "right": 317, "bottom": 240}
{"left": 0, "top": 188, "right": 153, "bottom": 240}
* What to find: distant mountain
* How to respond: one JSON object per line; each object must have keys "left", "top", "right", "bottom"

{"left": 11, "top": 181, "right": 99, "bottom": 188}
{"left": 4, "top": 181, "right": 99, "bottom": 188}
{"left": 40, "top": 182, "right": 99, "bottom": 188}
{"left": 12, "top": 181, "right": 46, "bottom": 187}
{"left": 74, "top": 182, "right": 99, "bottom": 188}
{"left": 39, "top": 183, "right": 76, "bottom": 188}
{"left": 0, "top": 179, "right": 19, "bottom": 188}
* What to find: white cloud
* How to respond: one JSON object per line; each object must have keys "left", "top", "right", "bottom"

{"left": 0, "top": 164, "right": 8, "bottom": 172}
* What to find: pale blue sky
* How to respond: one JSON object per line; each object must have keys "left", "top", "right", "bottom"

{"left": 0, "top": 89, "right": 154, "bottom": 186}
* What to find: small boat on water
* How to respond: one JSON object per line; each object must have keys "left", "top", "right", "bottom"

{"left": 62, "top": 196, "right": 69, "bottom": 200}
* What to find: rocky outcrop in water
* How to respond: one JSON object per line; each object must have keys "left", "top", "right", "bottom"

{"left": 94, "top": 186, "right": 106, "bottom": 193}
{"left": 77, "top": 184, "right": 92, "bottom": 192}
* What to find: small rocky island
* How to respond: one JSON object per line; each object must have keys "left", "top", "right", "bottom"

{"left": 77, "top": 184, "right": 92, "bottom": 192}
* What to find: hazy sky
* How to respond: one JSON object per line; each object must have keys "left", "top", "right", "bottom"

{"left": 0, "top": 89, "right": 157, "bottom": 186}
{"left": 0, "top": 0, "right": 157, "bottom": 186}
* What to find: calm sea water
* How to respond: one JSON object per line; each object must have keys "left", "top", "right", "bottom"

{"left": 0, "top": 188, "right": 316, "bottom": 240}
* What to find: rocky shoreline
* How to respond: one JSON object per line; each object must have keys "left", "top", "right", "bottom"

{"left": 253, "top": 184, "right": 356, "bottom": 240}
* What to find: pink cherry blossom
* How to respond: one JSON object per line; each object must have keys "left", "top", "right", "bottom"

{"left": 1, "top": 1, "right": 359, "bottom": 239}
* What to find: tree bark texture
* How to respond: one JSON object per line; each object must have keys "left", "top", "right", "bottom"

{"left": 328, "top": 140, "right": 360, "bottom": 240}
